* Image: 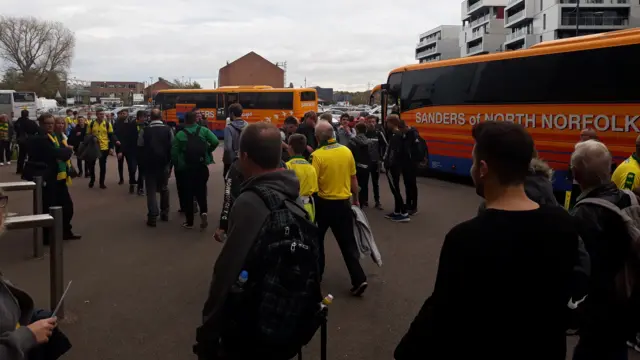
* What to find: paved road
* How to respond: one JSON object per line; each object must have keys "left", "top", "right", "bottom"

{"left": 0, "top": 150, "right": 637, "bottom": 360}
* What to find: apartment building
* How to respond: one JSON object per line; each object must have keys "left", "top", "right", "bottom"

{"left": 415, "top": 25, "right": 462, "bottom": 63}
{"left": 505, "top": 0, "right": 640, "bottom": 51}
{"left": 460, "top": 0, "right": 509, "bottom": 57}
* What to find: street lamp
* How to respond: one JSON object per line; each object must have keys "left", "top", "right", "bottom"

{"left": 575, "top": 0, "right": 580, "bottom": 36}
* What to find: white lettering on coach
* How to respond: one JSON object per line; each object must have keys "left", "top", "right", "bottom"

{"left": 415, "top": 112, "right": 640, "bottom": 132}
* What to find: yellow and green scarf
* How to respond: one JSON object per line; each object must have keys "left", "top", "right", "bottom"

{"left": 48, "top": 133, "right": 72, "bottom": 185}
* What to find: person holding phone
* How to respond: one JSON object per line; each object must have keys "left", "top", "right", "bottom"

{"left": 0, "top": 189, "right": 72, "bottom": 359}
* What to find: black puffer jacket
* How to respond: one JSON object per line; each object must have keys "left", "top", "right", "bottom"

{"left": 478, "top": 158, "right": 558, "bottom": 212}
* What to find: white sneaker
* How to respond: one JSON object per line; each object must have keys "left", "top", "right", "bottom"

{"left": 0, "top": 162, "right": 4, "bottom": 166}
{"left": 200, "top": 213, "right": 208, "bottom": 230}
{"left": 6, "top": 161, "right": 10, "bottom": 165}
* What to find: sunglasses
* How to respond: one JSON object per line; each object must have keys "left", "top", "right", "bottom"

{"left": 0, "top": 195, "right": 7, "bottom": 208}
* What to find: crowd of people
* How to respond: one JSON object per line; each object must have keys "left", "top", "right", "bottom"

{"left": 6, "top": 103, "right": 640, "bottom": 360}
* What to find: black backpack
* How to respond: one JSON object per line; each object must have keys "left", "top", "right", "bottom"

{"left": 143, "top": 125, "right": 171, "bottom": 168}
{"left": 220, "top": 185, "right": 324, "bottom": 360}
{"left": 409, "top": 130, "right": 428, "bottom": 163}
{"left": 184, "top": 126, "right": 208, "bottom": 166}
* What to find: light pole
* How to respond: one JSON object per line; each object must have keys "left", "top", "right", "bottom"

{"left": 575, "top": 0, "right": 580, "bottom": 37}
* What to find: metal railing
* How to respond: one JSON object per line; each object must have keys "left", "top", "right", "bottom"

{"left": 561, "top": 15, "right": 629, "bottom": 26}
{"left": 506, "top": 9, "right": 526, "bottom": 24}
{"left": 2, "top": 177, "right": 44, "bottom": 257}
{"left": 468, "top": 0, "right": 483, "bottom": 13}
{"left": 468, "top": 13, "right": 491, "bottom": 28}
{"left": 5, "top": 206, "right": 66, "bottom": 318}
{"left": 416, "top": 47, "right": 438, "bottom": 59}
{"left": 506, "top": 27, "right": 532, "bottom": 41}
{"left": 468, "top": 44, "right": 483, "bottom": 54}
{"left": 559, "top": 0, "right": 629, "bottom": 4}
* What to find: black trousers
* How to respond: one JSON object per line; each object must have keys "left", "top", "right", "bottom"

{"left": 145, "top": 168, "right": 170, "bottom": 218}
{"left": 43, "top": 180, "right": 74, "bottom": 237}
{"left": 402, "top": 163, "right": 418, "bottom": 212}
{"left": 356, "top": 167, "right": 370, "bottom": 206}
{"left": 184, "top": 165, "right": 210, "bottom": 225}
{"left": 314, "top": 196, "right": 366, "bottom": 288}
{"left": 88, "top": 150, "right": 109, "bottom": 185}
{"left": 175, "top": 169, "right": 188, "bottom": 211}
{"left": 369, "top": 162, "right": 381, "bottom": 204}
{"left": 17, "top": 142, "right": 27, "bottom": 173}
{"left": 387, "top": 166, "right": 406, "bottom": 214}
{"left": 0, "top": 140, "right": 10, "bottom": 163}
{"left": 118, "top": 152, "right": 140, "bottom": 185}
{"left": 223, "top": 163, "right": 231, "bottom": 179}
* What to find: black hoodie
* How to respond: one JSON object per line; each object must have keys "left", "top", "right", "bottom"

{"left": 195, "top": 170, "right": 301, "bottom": 359}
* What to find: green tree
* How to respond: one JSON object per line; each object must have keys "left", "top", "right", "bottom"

{"left": 172, "top": 78, "right": 202, "bottom": 89}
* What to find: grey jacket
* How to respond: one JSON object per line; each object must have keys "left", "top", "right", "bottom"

{"left": 0, "top": 275, "right": 36, "bottom": 360}
{"left": 222, "top": 120, "right": 247, "bottom": 165}
{"left": 195, "top": 170, "right": 302, "bottom": 358}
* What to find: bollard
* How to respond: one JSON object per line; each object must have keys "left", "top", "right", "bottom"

{"left": 49, "top": 206, "right": 64, "bottom": 318}
{"left": 32, "top": 176, "right": 43, "bottom": 258}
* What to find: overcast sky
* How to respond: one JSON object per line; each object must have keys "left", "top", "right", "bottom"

{"left": 4, "top": 0, "right": 460, "bottom": 91}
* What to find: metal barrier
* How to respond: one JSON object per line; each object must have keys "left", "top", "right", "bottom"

{"left": 4, "top": 207, "right": 66, "bottom": 318}
{"left": 1, "top": 177, "right": 44, "bottom": 257}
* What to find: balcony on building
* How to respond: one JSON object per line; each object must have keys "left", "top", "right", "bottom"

{"left": 416, "top": 31, "right": 442, "bottom": 49}
{"left": 504, "top": 0, "right": 532, "bottom": 28}
{"left": 416, "top": 44, "right": 439, "bottom": 61}
{"left": 558, "top": 0, "right": 630, "bottom": 7}
{"left": 559, "top": 8, "right": 630, "bottom": 30}
{"left": 419, "top": 54, "right": 443, "bottom": 63}
{"left": 504, "top": 23, "right": 537, "bottom": 50}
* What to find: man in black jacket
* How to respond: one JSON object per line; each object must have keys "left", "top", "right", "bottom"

{"left": 13, "top": 110, "right": 38, "bottom": 174}
{"left": 137, "top": 109, "right": 173, "bottom": 227}
{"left": 116, "top": 109, "right": 147, "bottom": 195}
{"left": 295, "top": 111, "right": 318, "bottom": 159}
{"left": 570, "top": 139, "right": 635, "bottom": 360}
{"left": 24, "top": 114, "right": 80, "bottom": 241}
{"left": 348, "top": 123, "right": 372, "bottom": 208}
{"left": 364, "top": 115, "right": 387, "bottom": 209}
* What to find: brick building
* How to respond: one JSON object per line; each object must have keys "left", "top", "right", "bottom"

{"left": 218, "top": 52, "right": 284, "bottom": 88}
{"left": 144, "top": 78, "right": 176, "bottom": 99}
{"left": 90, "top": 81, "right": 145, "bottom": 105}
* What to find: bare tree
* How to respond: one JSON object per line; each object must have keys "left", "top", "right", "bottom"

{"left": 0, "top": 16, "right": 75, "bottom": 92}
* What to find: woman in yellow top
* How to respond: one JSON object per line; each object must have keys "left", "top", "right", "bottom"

{"left": 285, "top": 133, "right": 318, "bottom": 222}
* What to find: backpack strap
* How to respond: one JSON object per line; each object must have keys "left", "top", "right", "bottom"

{"left": 194, "top": 126, "right": 202, "bottom": 137}
{"left": 622, "top": 189, "right": 639, "bottom": 206}
{"left": 576, "top": 197, "right": 634, "bottom": 223}
{"left": 248, "top": 185, "right": 310, "bottom": 220}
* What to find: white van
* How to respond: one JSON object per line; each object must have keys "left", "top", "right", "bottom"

{"left": 0, "top": 90, "right": 38, "bottom": 121}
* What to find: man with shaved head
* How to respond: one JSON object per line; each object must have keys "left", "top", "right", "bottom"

{"left": 580, "top": 128, "right": 599, "bottom": 142}
{"left": 311, "top": 120, "right": 368, "bottom": 296}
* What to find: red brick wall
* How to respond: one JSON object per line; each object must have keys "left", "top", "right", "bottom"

{"left": 218, "top": 53, "right": 284, "bottom": 88}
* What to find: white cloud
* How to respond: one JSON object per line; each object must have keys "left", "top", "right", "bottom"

{"left": 2, "top": 0, "right": 460, "bottom": 91}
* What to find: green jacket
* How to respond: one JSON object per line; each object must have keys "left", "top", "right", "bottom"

{"left": 171, "top": 124, "right": 219, "bottom": 171}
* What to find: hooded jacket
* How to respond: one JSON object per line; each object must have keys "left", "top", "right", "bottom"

{"left": 0, "top": 274, "right": 37, "bottom": 360}
{"left": 478, "top": 158, "right": 558, "bottom": 212}
{"left": 222, "top": 120, "right": 248, "bottom": 165}
{"left": 195, "top": 170, "right": 301, "bottom": 359}
{"left": 348, "top": 134, "right": 372, "bottom": 169}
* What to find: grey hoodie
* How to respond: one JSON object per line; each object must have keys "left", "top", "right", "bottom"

{"left": 0, "top": 275, "right": 37, "bottom": 360}
{"left": 195, "top": 170, "right": 302, "bottom": 358}
{"left": 222, "top": 120, "right": 248, "bottom": 165}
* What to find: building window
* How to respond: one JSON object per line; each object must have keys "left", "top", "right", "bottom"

{"left": 539, "top": 0, "right": 542, "bottom": 11}
{"left": 543, "top": 14, "right": 546, "bottom": 30}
